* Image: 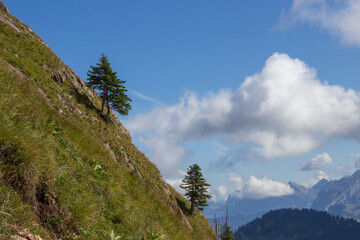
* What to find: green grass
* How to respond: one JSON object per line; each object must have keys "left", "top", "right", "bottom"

{"left": 0, "top": 9, "right": 215, "bottom": 240}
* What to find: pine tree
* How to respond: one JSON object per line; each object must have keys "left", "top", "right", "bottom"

{"left": 87, "top": 53, "right": 132, "bottom": 118}
{"left": 221, "top": 208, "right": 233, "bottom": 240}
{"left": 180, "top": 164, "right": 212, "bottom": 215}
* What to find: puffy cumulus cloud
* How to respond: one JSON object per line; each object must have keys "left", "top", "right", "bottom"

{"left": 243, "top": 176, "right": 294, "bottom": 199}
{"left": 215, "top": 185, "right": 228, "bottom": 201}
{"left": 126, "top": 90, "right": 232, "bottom": 177}
{"left": 301, "top": 152, "right": 333, "bottom": 171}
{"left": 228, "top": 173, "right": 244, "bottom": 191}
{"left": 126, "top": 53, "right": 360, "bottom": 177}
{"left": 228, "top": 173, "right": 294, "bottom": 199}
{"left": 287, "top": 0, "right": 360, "bottom": 46}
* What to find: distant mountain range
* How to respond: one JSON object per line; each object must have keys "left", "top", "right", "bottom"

{"left": 312, "top": 170, "right": 360, "bottom": 220}
{"left": 233, "top": 208, "right": 360, "bottom": 240}
{"left": 204, "top": 170, "right": 360, "bottom": 230}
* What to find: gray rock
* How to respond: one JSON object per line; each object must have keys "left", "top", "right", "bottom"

{"left": 311, "top": 170, "right": 360, "bottom": 220}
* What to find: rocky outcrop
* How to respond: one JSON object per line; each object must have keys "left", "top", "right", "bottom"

{"left": 312, "top": 170, "right": 360, "bottom": 212}
{"left": 0, "top": 0, "right": 9, "bottom": 13}
{"left": 0, "top": 7, "right": 45, "bottom": 45}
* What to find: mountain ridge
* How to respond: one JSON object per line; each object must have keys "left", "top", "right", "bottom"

{"left": 205, "top": 171, "right": 360, "bottom": 237}
{"left": 311, "top": 170, "right": 360, "bottom": 219}
{"left": 204, "top": 177, "right": 331, "bottom": 230}
{"left": 233, "top": 208, "right": 360, "bottom": 240}
{"left": 206, "top": 171, "right": 360, "bottom": 231}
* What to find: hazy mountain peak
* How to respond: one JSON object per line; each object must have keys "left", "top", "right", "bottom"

{"left": 311, "top": 170, "right": 360, "bottom": 219}
{"left": 288, "top": 181, "right": 305, "bottom": 190}
{"left": 311, "top": 178, "right": 329, "bottom": 190}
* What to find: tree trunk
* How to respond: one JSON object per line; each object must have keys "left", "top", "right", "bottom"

{"left": 101, "top": 89, "right": 108, "bottom": 116}
{"left": 100, "top": 99, "right": 105, "bottom": 115}
{"left": 190, "top": 199, "right": 195, "bottom": 215}
{"left": 106, "top": 99, "right": 110, "bottom": 118}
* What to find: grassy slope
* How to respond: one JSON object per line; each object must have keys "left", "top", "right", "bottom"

{"left": 0, "top": 8, "right": 215, "bottom": 240}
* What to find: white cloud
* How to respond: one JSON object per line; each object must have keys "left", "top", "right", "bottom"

{"left": 129, "top": 90, "right": 163, "bottom": 105}
{"left": 138, "top": 137, "right": 188, "bottom": 177}
{"left": 286, "top": 0, "right": 360, "bottom": 46}
{"left": 215, "top": 185, "right": 228, "bottom": 201}
{"left": 165, "top": 170, "right": 186, "bottom": 195}
{"left": 301, "top": 152, "right": 333, "bottom": 171}
{"left": 243, "top": 176, "right": 294, "bottom": 199}
{"left": 304, "top": 170, "right": 330, "bottom": 187}
{"left": 228, "top": 173, "right": 294, "bottom": 199}
{"left": 228, "top": 173, "right": 244, "bottom": 191}
{"left": 126, "top": 53, "right": 360, "bottom": 177}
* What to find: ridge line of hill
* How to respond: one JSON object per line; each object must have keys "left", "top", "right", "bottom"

{"left": 0, "top": 3, "right": 215, "bottom": 239}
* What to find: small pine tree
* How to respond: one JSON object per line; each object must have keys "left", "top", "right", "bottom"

{"left": 180, "top": 164, "right": 212, "bottom": 215}
{"left": 87, "top": 53, "right": 132, "bottom": 118}
{"left": 220, "top": 208, "right": 233, "bottom": 240}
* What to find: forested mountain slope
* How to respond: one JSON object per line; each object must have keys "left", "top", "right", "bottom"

{"left": 234, "top": 208, "right": 360, "bottom": 240}
{"left": 0, "top": 3, "right": 215, "bottom": 239}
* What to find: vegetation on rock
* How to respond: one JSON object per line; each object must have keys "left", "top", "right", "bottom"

{"left": 0, "top": 4, "right": 215, "bottom": 240}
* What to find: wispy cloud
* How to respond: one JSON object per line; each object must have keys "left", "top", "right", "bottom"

{"left": 129, "top": 90, "right": 162, "bottom": 105}
{"left": 281, "top": 0, "right": 360, "bottom": 46}
{"left": 210, "top": 145, "right": 257, "bottom": 171}
{"left": 303, "top": 170, "right": 329, "bottom": 187}
{"left": 334, "top": 164, "right": 350, "bottom": 177}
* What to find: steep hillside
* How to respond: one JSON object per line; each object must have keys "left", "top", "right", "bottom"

{"left": 0, "top": 3, "right": 215, "bottom": 240}
{"left": 233, "top": 208, "right": 360, "bottom": 240}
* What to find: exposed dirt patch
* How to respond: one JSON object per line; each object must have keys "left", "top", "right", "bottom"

{"left": 0, "top": 141, "right": 78, "bottom": 239}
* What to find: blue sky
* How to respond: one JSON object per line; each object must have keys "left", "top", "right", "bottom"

{"left": 5, "top": 0, "right": 360, "bottom": 202}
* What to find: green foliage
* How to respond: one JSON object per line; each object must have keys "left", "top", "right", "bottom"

{"left": 233, "top": 208, "right": 360, "bottom": 240}
{"left": 180, "top": 164, "right": 212, "bottom": 215}
{"left": 221, "top": 224, "right": 233, "bottom": 240}
{"left": 148, "top": 232, "right": 164, "bottom": 240}
{"left": 87, "top": 53, "right": 132, "bottom": 117}
{"left": 220, "top": 209, "right": 233, "bottom": 240}
{"left": 0, "top": 10, "right": 216, "bottom": 240}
